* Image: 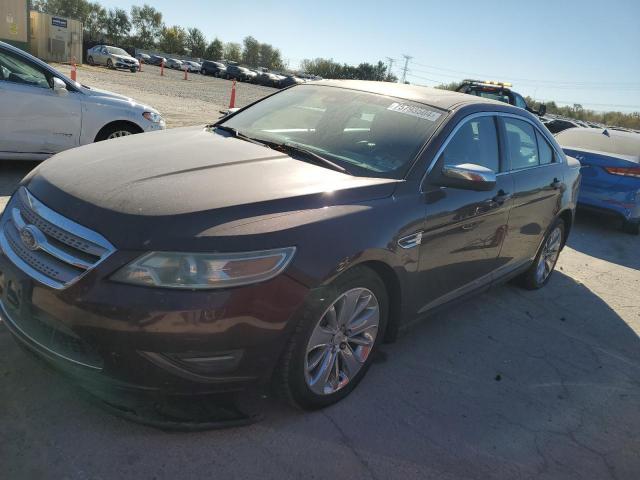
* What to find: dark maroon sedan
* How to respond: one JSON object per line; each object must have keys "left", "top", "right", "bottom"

{"left": 0, "top": 81, "right": 580, "bottom": 409}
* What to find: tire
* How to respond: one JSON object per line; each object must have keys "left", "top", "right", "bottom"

{"left": 277, "top": 266, "right": 388, "bottom": 410}
{"left": 106, "top": 59, "right": 114, "bottom": 69}
{"left": 95, "top": 123, "right": 140, "bottom": 142}
{"left": 622, "top": 219, "right": 640, "bottom": 235}
{"left": 517, "top": 218, "right": 565, "bottom": 290}
{"left": 130, "top": 67, "right": 137, "bottom": 73}
{"left": 88, "top": 56, "right": 94, "bottom": 66}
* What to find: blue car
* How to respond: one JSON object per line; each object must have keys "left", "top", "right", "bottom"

{"left": 556, "top": 128, "right": 640, "bottom": 234}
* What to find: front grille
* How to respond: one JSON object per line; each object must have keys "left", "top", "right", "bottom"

{"left": 0, "top": 187, "right": 115, "bottom": 289}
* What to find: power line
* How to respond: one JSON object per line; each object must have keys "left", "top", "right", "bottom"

{"left": 400, "top": 54, "right": 412, "bottom": 84}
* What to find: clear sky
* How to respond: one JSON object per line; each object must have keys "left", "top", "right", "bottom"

{"left": 100, "top": 0, "right": 640, "bottom": 112}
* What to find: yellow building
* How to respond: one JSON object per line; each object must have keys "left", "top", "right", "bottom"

{"left": 29, "top": 10, "right": 83, "bottom": 63}
{"left": 0, "top": 0, "right": 29, "bottom": 50}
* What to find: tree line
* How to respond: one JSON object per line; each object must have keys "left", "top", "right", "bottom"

{"left": 31, "top": 0, "right": 285, "bottom": 69}
{"left": 436, "top": 81, "right": 640, "bottom": 130}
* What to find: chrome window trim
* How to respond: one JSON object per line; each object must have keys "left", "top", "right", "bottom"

{"left": 420, "top": 111, "right": 564, "bottom": 192}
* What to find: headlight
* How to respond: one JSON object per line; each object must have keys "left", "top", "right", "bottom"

{"left": 111, "top": 247, "right": 296, "bottom": 289}
{"left": 143, "top": 111, "right": 164, "bottom": 124}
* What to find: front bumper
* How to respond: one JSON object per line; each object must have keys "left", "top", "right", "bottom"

{"left": 0, "top": 250, "right": 308, "bottom": 395}
{"left": 115, "top": 61, "right": 138, "bottom": 69}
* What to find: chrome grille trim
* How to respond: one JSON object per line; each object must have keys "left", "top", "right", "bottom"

{"left": 0, "top": 187, "right": 115, "bottom": 289}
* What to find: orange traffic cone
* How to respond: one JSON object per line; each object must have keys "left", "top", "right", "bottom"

{"left": 160, "top": 60, "right": 164, "bottom": 76}
{"left": 70, "top": 57, "right": 77, "bottom": 81}
{"left": 183, "top": 64, "right": 188, "bottom": 80}
{"left": 139, "top": 59, "right": 143, "bottom": 72}
{"left": 229, "top": 80, "right": 236, "bottom": 108}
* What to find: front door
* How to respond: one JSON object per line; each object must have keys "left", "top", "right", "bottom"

{"left": 417, "top": 114, "right": 513, "bottom": 313}
{"left": 0, "top": 46, "right": 81, "bottom": 157}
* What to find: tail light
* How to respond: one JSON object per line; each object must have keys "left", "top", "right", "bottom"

{"left": 604, "top": 167, "right": 640, "bottom": 178}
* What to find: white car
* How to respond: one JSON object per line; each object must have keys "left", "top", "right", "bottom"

{"left": 182, "top": 61, "right": 201, "bottom": 73}
{"left": 87, "top": 45, "right": 139, "bottom": 72}
{"left": 0, "top": 41, "right": 165, "bottom": 161}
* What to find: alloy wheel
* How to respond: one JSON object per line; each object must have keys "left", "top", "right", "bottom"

{"left": 536, "top": 226, "right": 562, "bottom": 283}
{"left": 107, "top": 130, "right": 132, "bottom": 139}
{"left": 304, "top": 288, "right": 379, "bottom": 395}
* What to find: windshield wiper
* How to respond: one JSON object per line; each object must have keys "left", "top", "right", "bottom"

{"left": 276, "top": 142, "right": 347, "bottom": 173}
{"left": 215, "top": 125, "right": 268, "bottom": 148}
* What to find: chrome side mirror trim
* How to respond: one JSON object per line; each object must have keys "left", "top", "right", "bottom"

{"left": 442, "top": 163, "right": 496, "bottom": 184}
{"left": 52, "top": 77, "right": 68, "bottom": 95}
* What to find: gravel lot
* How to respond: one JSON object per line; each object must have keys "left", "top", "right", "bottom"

{"left": 0, "top": 67, "right": 639, "bottom": 479}
{"left": 53, "top": 62, "right": 277, "bottom": 128}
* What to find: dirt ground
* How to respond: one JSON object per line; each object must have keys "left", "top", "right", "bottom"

{"left": 0, "top": 66, "right": 639, "bottom": 479}
{"left": 53, "top": 62, "right": 277, "bottom": 128}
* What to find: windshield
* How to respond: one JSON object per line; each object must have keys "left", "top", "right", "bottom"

{"left": 107, "top": 47, "right": 128, "bottom": 56}
{"left": 220, "top": 84, "right": 446, "bottom": 178}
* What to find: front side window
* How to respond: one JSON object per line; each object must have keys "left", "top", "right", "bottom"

{"left": 441, "top": 116, "right": 500, "bottom": 173}
{"left": 0, "top": 49, "right": 50, "bottom": 89}
{"left": 503, "top": 118, "right": 538, "bottom": 170}
{"left": 514, "top": 94, "right": 528, "bottom": 109}
{"left": 221, "top": 85, "right": 446, "bottom": 177}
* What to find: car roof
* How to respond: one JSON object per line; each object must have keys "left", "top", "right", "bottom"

{"left": 312, "top": 80, "right": 505, "bottom": 111}
{"left": 556, "top": 127, "right": 640, "bottom": 162}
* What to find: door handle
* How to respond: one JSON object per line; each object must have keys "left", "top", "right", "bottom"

{"left": 492, "top": 190, "right": 512, "bottom": 205}
{"left": 550, "top": 178, "right": 562, "bottom": 189}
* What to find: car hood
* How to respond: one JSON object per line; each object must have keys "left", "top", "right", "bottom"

{"left": 25, "top": 126, "right": 399, "bottom": 249}
{"left": 112, "top": 54, "right": 137, "bottom": 62}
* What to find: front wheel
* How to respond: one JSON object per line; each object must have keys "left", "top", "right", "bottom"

{"left": 517, "top": 218, "right": 565, "bottom": 290}
{"left": 277, "top": 266, "right": 388, "bottom": 410}
{"left": 87, "top": 56, "right": 94, "bottom": 66}
{"left": 106, "top": 59, "right": 114, "bottom": 69}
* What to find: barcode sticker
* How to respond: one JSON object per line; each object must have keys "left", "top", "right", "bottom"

{"left": 387, "top": 102, "right": 442, "bottom": 121}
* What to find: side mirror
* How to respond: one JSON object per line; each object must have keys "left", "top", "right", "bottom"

{"left": 440, "top": 163, "right": 496, "bottom": 191}
{"left": 52, "top": 77, "right": 68, "bottom": 95}
{"left": 537, "top": 104, "right": 547, "bottom": 116}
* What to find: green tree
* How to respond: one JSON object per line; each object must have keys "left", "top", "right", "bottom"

{"left": 224, "top": 42, "right": 242, "bottom": 63}
{"left": 242, "top": 36, "right": 260, "bottom": 67}
{"left": 158, "top": 25, "right": 187, "bottom": 54}
{"left": 186, "top": 27, "right": 207, "bottom": 58}
{"left": 130, "top": 4, "right": 163, "bottom": 49}
{"left": 105, "top": 8, "right": 130, "bottom": 45}
{"left": 83, "top": 2, "right": 107, "bottom": 41}
{"left": 32, "top": 0, "right": 92, "bottom": 20}
{"left": 205, "top": 38, "right": 224, "bottom": 60}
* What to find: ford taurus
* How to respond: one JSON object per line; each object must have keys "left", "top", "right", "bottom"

{"left": 0, "top": 81, "right": 580, "bottom": 410}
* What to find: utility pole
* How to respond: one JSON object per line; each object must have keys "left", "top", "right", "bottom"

{"left": 385, "top": 57, "right": 395, "bottom": 78}
{"left": 400, "top": 54, "right": 412, "bottom": 84}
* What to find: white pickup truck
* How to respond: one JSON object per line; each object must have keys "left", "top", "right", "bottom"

{"left": 0, "top": 41, "right": 165, "bottom": 161}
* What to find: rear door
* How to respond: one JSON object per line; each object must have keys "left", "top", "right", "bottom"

{"left": 497, "top": 116, "right": 565, "bottom": 269}
{"left": 416, "top": 114, "right": 514, "bottom": 312}
{"left": 0, "top": 47, "right": 81, "bottom": 157}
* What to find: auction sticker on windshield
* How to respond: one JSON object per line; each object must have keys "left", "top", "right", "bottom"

{"left": 387, "top": 102, "right": 442, "bottom": 121}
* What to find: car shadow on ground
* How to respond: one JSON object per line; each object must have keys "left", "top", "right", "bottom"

{"left": 1, "top": 271, "right": 638, "bottom": 479}
{"left": 0, "top": 161, "right": 38, "bottom": 197}
{"left": 567, "top": 210, "right": 639, "bottom": 270}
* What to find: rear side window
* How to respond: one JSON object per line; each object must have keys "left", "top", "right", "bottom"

{"left": 503, "top": 118, "right": 538, "bottom": 170}
{"left": 536, "top": 130, "right": 555, "bottom": 165}
{"left": 441, "top": 116, "right": 500, "bottom": 173}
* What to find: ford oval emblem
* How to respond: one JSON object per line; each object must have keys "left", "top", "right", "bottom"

{"left": 20, "top": 225, "right": 41, "bottom": 251}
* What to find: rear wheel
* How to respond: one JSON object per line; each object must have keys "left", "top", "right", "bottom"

{"left": 278, "top": 266, "right": 388, "bottom": 410}
{"left": 517, "top": 218, "right": 565, "bottom": 290}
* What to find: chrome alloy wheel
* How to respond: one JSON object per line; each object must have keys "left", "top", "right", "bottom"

{"left": 107, "top": 130, "right": 132, "bottom": 139}
{"left": 536, "top": 226, "right": 562, "bottom": 283}
{"left": 304, "top": 288, "right": 380, "bottom": 395}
